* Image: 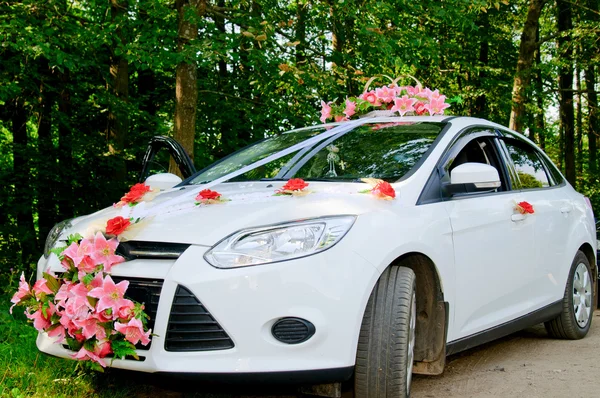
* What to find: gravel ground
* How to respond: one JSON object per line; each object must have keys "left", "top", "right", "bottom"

{"left": 135, "top": 310, "right": 600, "bottom": 398}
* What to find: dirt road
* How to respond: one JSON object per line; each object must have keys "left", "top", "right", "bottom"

{"left": 411, "top": 310, "right": 600, "bottom": 397}
{"left": 140, "top": 311, "right": 600, "bottom": 398}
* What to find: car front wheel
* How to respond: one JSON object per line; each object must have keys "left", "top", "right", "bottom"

{"left": 545, "top": 250, "right": 593, "bottom": 339}
{"left": 355, "top": 266, "right": 417, "bottom": 398}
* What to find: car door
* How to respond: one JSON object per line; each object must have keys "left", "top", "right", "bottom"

{"left": 441, "top": 129, "right": 536, "bottom": 339}
{"left": 499, "top": 135, "right": 572, "bottom": 306}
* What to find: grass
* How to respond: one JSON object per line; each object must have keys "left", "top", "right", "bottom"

{"left": 0, "top": 295, "right": 153, "bottom": 398}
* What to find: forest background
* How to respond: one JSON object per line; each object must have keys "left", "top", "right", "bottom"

{"left": 0, "top": 0, "right": 599, "bottom": 283}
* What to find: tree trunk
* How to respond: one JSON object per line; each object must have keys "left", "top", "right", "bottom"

{"left": 557, "top": 0, "right": 575, "bottom": 185}
{"left": 12, "top": 99, "right": 38, "bottom": 264}
{"left": 587, "top": 66, "right": 598, "bottom": 178}
{"left": 108, "top": 0, "right": 129, "bottom": 182}
{"left": 474, "top": 12, "right": 489, "bottom": 118}
{"left": 509, "top": 0, "right": 546, "bottom": 133}
{"left": 576, "top": 65, "right": 583, "bottom": 180}
{"left": 170, "top": 0, "right": 206, "bottom": 175}
{"left": 295, "top": 1, "right": 308, "bottom": 66}
{"left": 534, "top": 25, "right": 545, "bottom": 150}
{"left": 57, "top": 71, "right": 74, "bottom": 221}
{"left": 36, "top": 65, "right": 57, "bottom": 240}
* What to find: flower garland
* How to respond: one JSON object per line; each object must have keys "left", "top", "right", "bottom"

{"left": 319, "top": 76, "right": 451, "bottom": 122}
{"left": 10, "top": 231, "right": 152, "bottom": 371}
{"left": 195, "top": 189, "right": 229, "bottom": 205}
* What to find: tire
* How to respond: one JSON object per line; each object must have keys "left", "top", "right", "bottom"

{"left": 545, "top": 251, "right": 594, "bottom": 339}
{"left": 355, "top": 266, "right": 417, "bottom": 398}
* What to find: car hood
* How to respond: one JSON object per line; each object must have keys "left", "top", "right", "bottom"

{"left": 62, "top": 181, "right": 399, "bottom": 246}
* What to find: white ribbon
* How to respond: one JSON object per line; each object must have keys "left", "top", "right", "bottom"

{"left": 137, "top": 119, "right": 367, "bottom": 218}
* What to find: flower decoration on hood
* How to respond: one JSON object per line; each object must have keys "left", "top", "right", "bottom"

{"left": 318, "top": 75, "right": 453, "bottom": 123}
{"left": 9, "top": 228, "right": 152, "bottom": 371}
{"left": 195, "top": 189, "right": 229, "bottom": 205}
{"left": 274, "top": 178, "right": 311, "bottom": 197}
{"left": 515, "top": 201, "right": 534, "bottom": 215}
{"left": 114, "top": 183, "right": 158, "bottom": 208}
{"left": 360, "top": 178, "right": 396, "bottom": 200}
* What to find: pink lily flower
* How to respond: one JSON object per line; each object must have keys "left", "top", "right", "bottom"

{"left": 74, "top": 317, "right": 107, "bottom": 340}
{"left": 32, "top": 278, "right": 54, "bottom": 299}
{"left": 375, "top": 86, "right": 396, "bottom": 103}
{"left": 424, "top": 96, "right": 451, "bottom": 115}
{"left": 62, "top": 238, "right": 94, "bottom": 268}
{"left": 26, "top": 302, "right": 54, "bottom": 332}
{"left": 71, "top": 346, "right": 106, "bottom": 367}
{"left": 59, "top": 312, "right": 80, "bottom": 337}
{"left": 54, "top": 280, "right": 74, "bottom": 308}
{"left": 115, "top": 317, "right": 151, "bottom": 346}
{"left": 320, "top": 101, "right": 332, "bottom": 123}
{"left": 90, "top": 232, "right": 124, "bottom": 273}
{"left": 343, "top": 99, "right": 356, "bottom": 118}
{"left": 405, "top": 85, "right": 423, "bottom": 96}
{"left": 47, "top": 324, "right": 67, "bottom": 344}
{"left": 10, "top": 273, "right": 30, "bottom": 314}
{"left": 391, "top": 95, "right": 418, "bottom": 116}
{"left": 88, "top": 275, "right": 130, "bottom": 316}
{"left": 334, "top": 115, "right": 349, "bottom": 122}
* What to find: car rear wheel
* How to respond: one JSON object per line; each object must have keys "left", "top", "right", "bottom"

{"left": 545, "top": 251, "right": 593, "bottom": 339}
{"left": 355, "top": 266, "right": 416, "bottom": 398}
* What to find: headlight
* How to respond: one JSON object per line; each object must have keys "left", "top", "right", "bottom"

{"left": 204, "top": 215, "right": 356, "bottom": 268}
{"left": 43, "top": 219, "right": 72, "bottom": 258}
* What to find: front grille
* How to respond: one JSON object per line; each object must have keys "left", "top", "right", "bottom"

{"left": 112, "top": 276, "right": 164, "bottom": 350}
{"left": 165, "top": 285, "right": 234, "bottom": 352}
{"left": 116, "top": 241, "right": 190, "bottom": 261}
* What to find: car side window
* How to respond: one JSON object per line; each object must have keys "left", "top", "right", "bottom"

{"left": 503, "top": 139, "right": 550, "bottom": 189}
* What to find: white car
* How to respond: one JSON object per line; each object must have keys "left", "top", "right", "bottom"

{"left": 37, "top": 116, "right": 597, "bottom": 397}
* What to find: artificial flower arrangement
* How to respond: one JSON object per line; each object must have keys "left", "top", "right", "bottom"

{"left": 274, "top": 178, "right": 311, "bottom": 196}
{"left": 319, "top": 75, "right": 452, "bottom": 123}
{"left": 359, "top": 178, "right": 396, "bottom": 200}
{"left": 10, "top": 185, "right": 156, "bottom": 371}
{"left": 515, "top": 201, "right": 534, "bottom": 215}
{"left": 195, "top": 189, "right": 229, "bottom": 205}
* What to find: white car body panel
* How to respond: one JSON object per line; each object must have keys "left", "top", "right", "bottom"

{"left": 35, "top": 116, "right": 596, "bottom": 376}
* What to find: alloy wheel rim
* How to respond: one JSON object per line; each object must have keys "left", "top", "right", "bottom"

{"left": 573, "top": 262, "right": 592, "bottom": 328}
{"left": 406, "top": 290, "right": 416, "bottom": 395}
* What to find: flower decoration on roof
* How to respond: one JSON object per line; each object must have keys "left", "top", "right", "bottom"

{"left": 114, "top": 183, "right": 158, "bottom": 208}
{"left": 9, "top": 232, "right": 152, "bottom": 371}
{"left": 319, "top": 75, "right": 452, "bottom": 123}
{"left": 360, "top": 178, "right": 396, "bottom": 200}
{"left": 274, "top": 178, "right": 311, "bottom": 197}
{"left": 515, "top": 201, "right": 534, "bottom": 215}
{"left": 195, "top": 189, "right": 229, "bottom": 205}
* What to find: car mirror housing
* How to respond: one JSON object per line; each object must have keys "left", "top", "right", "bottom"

{"left": 145, "top": 172, "right": 183, "bottom": 191}
{"left": 446, "top": 163, "right": 501, "bottom": 196}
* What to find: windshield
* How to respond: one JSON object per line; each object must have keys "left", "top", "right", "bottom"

{"left": 188, "top": 121, "right": 445, "bottom": 184}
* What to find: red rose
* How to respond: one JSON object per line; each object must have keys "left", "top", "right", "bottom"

{"left": 96, "top": 341, "right": 112, "bottom": 358}
{"left": 281, "top": 178, "right": 309, "bottom": 191}
{"left": 414, "top": 101, "right": 427, "bottom": 115}
{"left": 196, "top": 189, "right": 221, "bottom": 201}
{"left": 372, "top": 181, "right": 396, "bottom": 199}
{"left": 106, "top": 216, "right": 132, "bottom": 236}
{"left": 121, "top": 183, "right": 151, "bottom": 204}
{"left": 517, "top": 201, "right": 534, "bottom": 214}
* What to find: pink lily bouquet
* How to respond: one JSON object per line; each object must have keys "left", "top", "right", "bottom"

{"left": 319, "top": 75, "right": 451, "bottom": 123}
{"left": 10, "top": 232, "right": 151, "bottom": 371}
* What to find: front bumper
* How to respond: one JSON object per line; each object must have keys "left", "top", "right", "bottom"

{"left": 36, "top": 238, "right": 379, "bottom": 376}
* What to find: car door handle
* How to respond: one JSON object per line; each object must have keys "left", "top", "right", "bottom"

{"left": 511, "top": 214, "right": 526, "bottom": 222}
{"left": 560, "top": 205, "right": 573, "bottom": 214}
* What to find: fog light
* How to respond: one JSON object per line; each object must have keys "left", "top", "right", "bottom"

{"left": 271, "top": 317, "right": 316, "bottom": 344}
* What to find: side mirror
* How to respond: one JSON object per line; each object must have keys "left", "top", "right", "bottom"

{"left": 446, "top": 163, "right": 501, "bottom": 196}
{"left": 145, "top": 173, "right": 183, "bottom": 191}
